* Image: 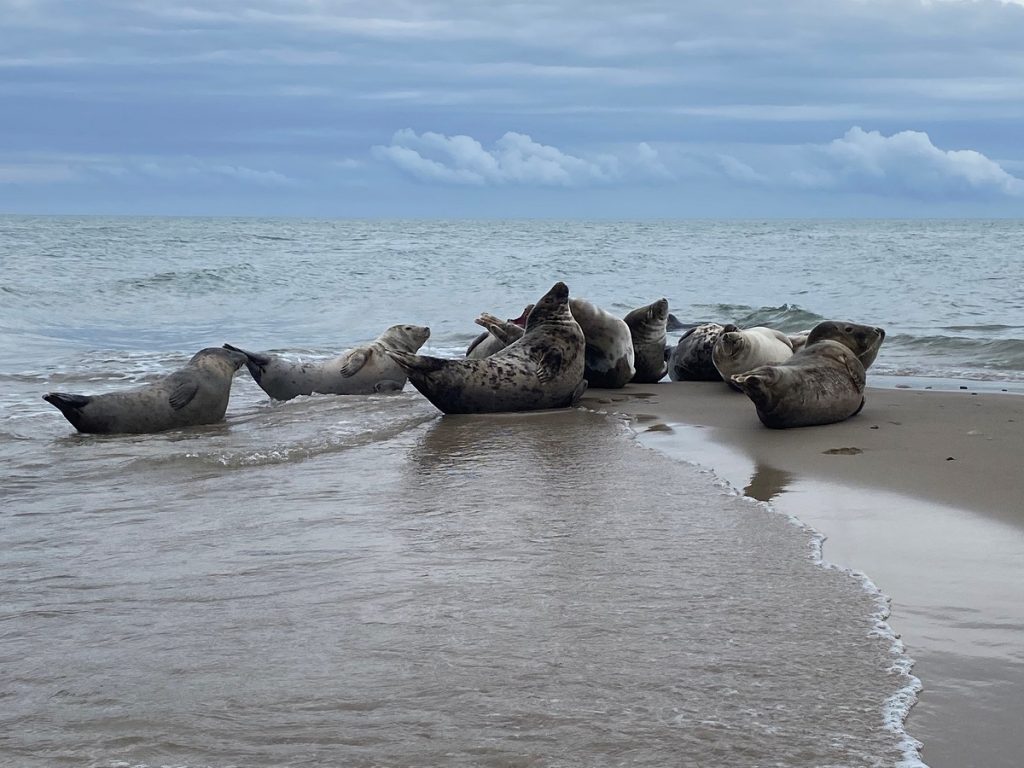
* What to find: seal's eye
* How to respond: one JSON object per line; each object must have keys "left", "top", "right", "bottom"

{"left": 844, "top": 326, "right": 853, "bottom": 333}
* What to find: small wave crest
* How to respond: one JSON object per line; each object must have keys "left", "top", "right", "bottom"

{"left": 691, "top": 303, "right": 826, "bottom": 332}
{"left": 113, "top": 262, "right": 259, "bottom": 295}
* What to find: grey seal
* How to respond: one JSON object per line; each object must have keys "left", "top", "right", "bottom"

{"left": 712, "top": 326, "right": 793, "bottom": 384}
{"left": 731, "top": 340, "right": 867, "bottom": 429}
{"left": 43, "top": 346, "right": 248, "bottom": 434}
{"left": 624, "top": 298, "right": 670, "bottom": 383}
{"left": 387, "top": 281, "right": 587, "bottom": 415}
{"left": 805, "top": 320, "right": 886, "bottom": 369}
{"left": 569, "top": 298, "right": 635, "bottom": 388}
{"left": 668, "top": 322, "right": 738, "bottom": 381}
{"left": 224, "top": 324, "right": 430, "bottom": 401}
{"left": 466, "top": 305, "right": 532, "bottom": 359}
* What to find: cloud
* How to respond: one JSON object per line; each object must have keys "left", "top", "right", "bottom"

{"left": 796, "top": 126, "right": 1024, "bottom": 197}
{"left": 372, "top": 129, "right": 668, "bottom": 186}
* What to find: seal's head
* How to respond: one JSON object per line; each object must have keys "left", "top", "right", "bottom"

{"left": 525, "top": 282, "right": 571, "bottom": 329}
{"left": 221, "top": 343, "right": 271, "bottom": 383}
{"left": 379, "top": 324, "right": 431, "bottom": 354}
{"left": 191, "top": 346, "right": 248, "bottom": 375}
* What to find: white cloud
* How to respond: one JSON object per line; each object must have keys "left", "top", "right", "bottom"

{"left": 372, "top": 129, "right": 667, "bottom": 186}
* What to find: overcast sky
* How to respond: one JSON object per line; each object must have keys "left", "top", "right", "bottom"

{"left": 2, "top": 0, "right": 1024, "bottom": 217}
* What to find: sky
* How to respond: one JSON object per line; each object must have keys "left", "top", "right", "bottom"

{"left": 2, "top": 0, "right": 1024, "bottom": 217}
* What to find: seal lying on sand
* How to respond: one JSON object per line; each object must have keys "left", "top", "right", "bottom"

{"left": 43, "top": 346, "right": 248, "bottom": 434}
{"left": 224, "top": 324, "right": 430, "bottom": 400}
{"left": 731, "top": 340, "right": 867, "bottom": 429}
{"left": 569, "top": 298, "right": 635, "bottom": 388}
{"left": 668, "top": 322, "right": 737, "bottom": 381}
{"left": 624, "top": 298, "right": 669, "bottom": 383}
{"left": 387, "top": 282, "right": 587, "bottom": 414}
{"left": 805, "top": 320, "right": 886, "bottom": 369}
{"left": 466, "top": 305, "right": 532, "bottom": 359}
{"left": 712, "top": 326, "right": 793, "bottom": 384}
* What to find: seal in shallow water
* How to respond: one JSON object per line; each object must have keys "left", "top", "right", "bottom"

{"left": 805, "top": 320, "right": 886, "bottom": 370}
{"left": 43, "top": 346, "right": 248, "bottom": 434}
{"left": 224, "top": 324, "right": 430, "bottom": 400}
{"left": 712, "top": 326, "right": 793, "bottom": 385}
{"left": 387, "top": 282, "right": 587, "bottom": 414}
{"left": 624, "top": 298, "right": 670, "bottom": 383}
{"left": 569, "top": 298, "right": 635, "bottom": 389}
{"left": 668, "top": 322, "right": 737, "bottom": 381}
{"left": 731, "top": 340, "right": 867, "bottom": 429}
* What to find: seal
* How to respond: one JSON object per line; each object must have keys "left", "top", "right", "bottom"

{"left": 668, "top": 322, "right": 738, "bottom": 381}
{"left": 386, "top": 281, "right": 587, "bottom": 415}
{"left": 805, "top": 320, "right": 886, "bottom": 369}
{"left": 731, "top": 340, "right": 867, "bottom": 429}
{"left": 568, "top": 298, "right": 635, "bottom": 388}
{"left": 711, "top": 326, "right": 793, "bottom": 384}
{"left": 42, "top": 346, "right": 248, "bottom": 435}
{"left": 224, "top": 324, "right": 430, "bottom": 401}
{"left": 466, "top": 304, "right": 532, "bottom": 359}
{"left": 623, "top": 298, "right": 670, "bottom": 383}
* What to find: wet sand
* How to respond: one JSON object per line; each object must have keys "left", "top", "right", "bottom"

{"left": 582, "top": 382, "right": 1024, "bottom": 768}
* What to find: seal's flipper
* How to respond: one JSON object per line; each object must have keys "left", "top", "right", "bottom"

{"left": 43, "top": 393, "right": 91, "bottom": 430}
{"left": 536, "top": 349, "right": 564, "bottom": 384}
{"left": 168, "top": 381, "right": 199, "bottom": 410}
{"left": 474, "top": 313, "right": 524, "bottom": 346}
{"left": 568, "top": 379, "right": 588, "bottom": 407}
{"left": 373, "top": 379, "right": 404, "bottom": 393}
{"left": 338, "top": 348, "right": 369, "bottom": 377}
{"left": 386, "top": 350, "right": 448, "bottom": 374}
{"left": 222, "top": 343, "right": 270, "bottom": 367}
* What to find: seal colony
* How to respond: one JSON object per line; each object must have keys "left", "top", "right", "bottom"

{"left": 41, "top": 277, "right": 887, "bottom": 433}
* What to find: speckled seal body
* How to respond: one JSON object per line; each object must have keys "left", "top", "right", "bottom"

{"left": 43, "top": 347, "right": 248, "bottom": 434}
{"left": 388, "top": 282, "right": 586, "bottom": 415}
{"left": 731, "top": 340, "right": 867, "bottom": 429}
{"left": 569, "top": 298, "right": 635, "bottom": 389}
{"left": 624, "top": 298, "right": 670, "bottom": 383}
{"left": 668, "top": 322, "right": 736, "bottom": 382}
{"left": 224, "top": 324, "right": 430, "bottom": 400}
{"left": 805, "top": 320, "right": 886, "bottom": 370}
{"left": 712, "top": 326, "right": 794, "bottom": 383}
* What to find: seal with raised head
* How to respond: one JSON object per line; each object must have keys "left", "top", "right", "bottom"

{"left": 43, "top": 346, "right": 248, "bottom": 434}
{"left": 712, "top": 326, "right": 793, "bottom": 384}
{"left": 568, "top": 298, "right": 635, "bottom": 389}
{"left": 624, "top": 298, "right": 670, "bottom": 383}
{"left": 224, "top": 324, "right": 430, "bottom": 401}
{"left": 731, "top": 339, "right": 867, "bottom": 429}
{"left": 466, "top": 304, "right": 532, "bottom": 359}
{"left": 387, "top": 281, "right": 587, "bottom": 415}
{"left": 668, "top": 322, "right": 738, "bottom": 381}
{"left": 805, "top": 320, "right": 886, "bottom": 370}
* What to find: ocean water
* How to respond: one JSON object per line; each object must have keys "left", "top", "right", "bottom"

{"left": 2, "top": 216, "right": 1022, "bottom": 767}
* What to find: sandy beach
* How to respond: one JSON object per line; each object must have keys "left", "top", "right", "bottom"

{"left": 582, "top": 382, "right": 1024, "bottom": 768}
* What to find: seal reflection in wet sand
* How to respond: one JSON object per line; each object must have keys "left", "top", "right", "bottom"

{"left": 731, "top": 340, "right": 867, "bottom": 429}
{"left": 224, "top": 324, "right": 430, "bottom": 400}
{"left": 387, "top": 282, "right": 587, "bottom": 415}
{"left": 43, "top": 346, "right": 248, "bottom": 434}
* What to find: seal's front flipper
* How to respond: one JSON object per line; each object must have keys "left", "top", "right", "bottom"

{"left": 338, "top": 349, "right": 368, "bottom": 378}
{"left": 536, "top": 349, "right": 564, "bottom": 384}
{"left": 168, "top": 381, "right": 199, "bottom": 410}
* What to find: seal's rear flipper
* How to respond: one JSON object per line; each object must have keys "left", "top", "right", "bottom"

{"left": 567, "top": 379, "right": 588, "bottom": 407}
{"left": 43, "top": 392, "right": 91, "bottom": 429}
{"left": 385, "top": 349, "right": 448, "bottom": 374}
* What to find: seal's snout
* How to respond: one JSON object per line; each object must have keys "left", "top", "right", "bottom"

{"left": 876, "top": 327, "right": 886, "bottom": 340}
{"left": 548, "top": 282, "right": 570, "bottom": 301}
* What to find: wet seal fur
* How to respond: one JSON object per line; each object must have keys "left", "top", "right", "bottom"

{"left": 731, "top": 339, "right": 867, "bottom": 429}
{"left": 624, "top": 298, "right": 670, "bottom": 383}
{"left": 43, "top": 346, "right": 248, "bottom": 434}
{"left": 805, "top": 320, "right": 886, "bottom": 370}
{"left": 668, "top": 322, "right": 737, "bottom": 381}
{"left": 712, "top": 326, "right": 794, "bottom": 385}
{"left": 387, "top": 282, "right": 587, "bottom": 415}
{"left": 224, "top": 324, "right": 430, "bottom": 401}
{"left": 466, "top": 305, "right": 532, "bottom": 359}
{"left": 569, "top": 298, "right": 635, "bottom": 388}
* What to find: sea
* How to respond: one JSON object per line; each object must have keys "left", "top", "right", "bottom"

{"left": 2, "top": 217, "right": 1022, "bottom": 768}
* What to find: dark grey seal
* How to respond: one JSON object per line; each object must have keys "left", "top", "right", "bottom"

{"left": 668, "top": 322, "right": 738, "bottom": 382}
{"left": 387, "top": 282, "right": 587, "bottom": 415}
{"left": 805, "top": 320, "right": 886, "bottom": 370}
{"left": 43, "top": 347, "right": 248, "bottom": 434}
{"left": 624, "top": 298, "right": 670, "bottom": 383}
{"left": 224, "top": 324, "right": 430, "bottom": 400}
{"left": 731, "top": 340, "right": 867, "bottom": 429}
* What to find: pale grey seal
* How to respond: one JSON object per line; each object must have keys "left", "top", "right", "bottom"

{"left": 569, "top": 298, "right": 635, "bottom": 389}
{"left": 466, "top": 305, "right": 532, "bottom": 359}
{"left": 224, "top": 324, "right": 430, "bottom": 401}
{"left": 387, "top": 281, "right": 587, "bottom": 415}
{"left": 624, "top": 298, "right": 670, "bottom": 383}
{"left": 668, "top": 322, "right": 738, "bottom": 381}
{"left": 731, "top": 340, "right": 867, "bottom": 429}
{"left": 805, "top": 320, "right": 886, "bottom": 369}
{"left": 43, "top": 346, "right": 248, "bottom": 434}
{"left": 712, "top": 326, "right": 794, "bottom": 384}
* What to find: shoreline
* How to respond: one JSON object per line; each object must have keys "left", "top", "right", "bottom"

{"left": 581, "top": 381, "right": 1024, "bottom": 768}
